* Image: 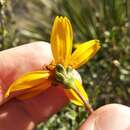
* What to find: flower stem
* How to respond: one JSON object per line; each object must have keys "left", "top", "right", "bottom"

{"left": 73, "top": 87, "right": 93, "bottom": 115}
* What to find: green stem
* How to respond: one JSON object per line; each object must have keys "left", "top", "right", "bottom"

{"left": 73, "top": 87, "right": 93, "bottom": 115}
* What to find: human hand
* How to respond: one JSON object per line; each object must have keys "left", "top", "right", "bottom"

{"left": 0, "top": 42, "right": 130, "bottom": 130}
{"left": 0, "top": 42, "right": 69, "bottom": 130}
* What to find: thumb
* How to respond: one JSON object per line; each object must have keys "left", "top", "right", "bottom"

{"left": 78, "top": 104, "right": 130, "bottom": 130}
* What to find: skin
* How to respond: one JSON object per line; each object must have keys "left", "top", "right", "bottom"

{"left": 0, "top": 42, "right": 130, "bottom": 130}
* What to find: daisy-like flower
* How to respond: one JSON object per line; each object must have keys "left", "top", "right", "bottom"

{"left": 5, "top": 16, "right": 100, "bottom": 114}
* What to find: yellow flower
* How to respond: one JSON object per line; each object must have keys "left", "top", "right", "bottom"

{"left": 5, "top": 16, "right": 100, "bottom": 107}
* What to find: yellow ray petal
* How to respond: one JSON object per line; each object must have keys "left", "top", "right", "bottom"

{"left": 17, "top": 79, "right": 51, "bottom": 100}
{"left": 73, "top": 43, "right": 81, "bottom": 49}
{"left": 65, "top": 80, "right": 88, "bottom": 106}
{"left": 51, "top": 16, "right": 73, "bottom": 67}
{"left": 5, "top": 70, "right": 51, "bottom": 97}
{"left": 70, "top": 40, "right": 100, "bottom": 69}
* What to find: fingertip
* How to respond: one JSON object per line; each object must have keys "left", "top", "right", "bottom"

{"left": 79, "top": 104, "right": 130, "bottom": 130}
{"left": 0, "top": 41, "right": 53, "bottom": 93}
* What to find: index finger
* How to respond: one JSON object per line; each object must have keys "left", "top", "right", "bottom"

{"left": 0, "top": 42, "right": 52, "bottom": 103}
{"left": 0, "top": 42, "right": 69, "bottom": 123}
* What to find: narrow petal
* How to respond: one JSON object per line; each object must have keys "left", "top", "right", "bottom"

{"left": 70, "top": 40, "right": 100, "bottom": 69}
{"left": 65, "top": 80, "right": 88, "bottom": 106}
{"left": 17, "top": 79, "right": 51, "bottom": 100}
{"left": 5, "top": 70, "right": 51, "bottom": 97}
{"left": 51, "top": 16, "right": 73, "bottom": 67}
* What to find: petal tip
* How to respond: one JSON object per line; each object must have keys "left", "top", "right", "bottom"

{"left": 96, "top": 39, "right": 101, "bottom": 50}
{"left": 93, "top": 39, "right": 101, "bottom": 51}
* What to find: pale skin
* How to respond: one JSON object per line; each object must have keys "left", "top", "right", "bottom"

{"left": 0, "top": 42, "right": 130, "bottom": 130}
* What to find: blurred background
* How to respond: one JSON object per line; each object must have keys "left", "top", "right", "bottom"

{"left": 0, "top": 0, "right": 130, "bottom": 129}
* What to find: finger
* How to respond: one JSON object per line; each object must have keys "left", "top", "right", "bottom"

{"left": 0, "top": 86, "right": 68, "bottom": 129}
{"left": 0, "top": 41, "right": 69, "bottom": 122}
{"left": 0, "top": 99, "right": 35, "bottom": 130}
{"left": 0, "top": 41, "right": 52, "bottom": 91}
{"left": 0, "top": 42, "right": 53, "bottom": 103}
{"left": 22, "top": 85, "right": 68, "bottom": 123}
{"left": 78, "top": 104, "right": 130, "bottom": 130}
{"left": 0, "top": 42, "right": 66, "bottom": 104}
